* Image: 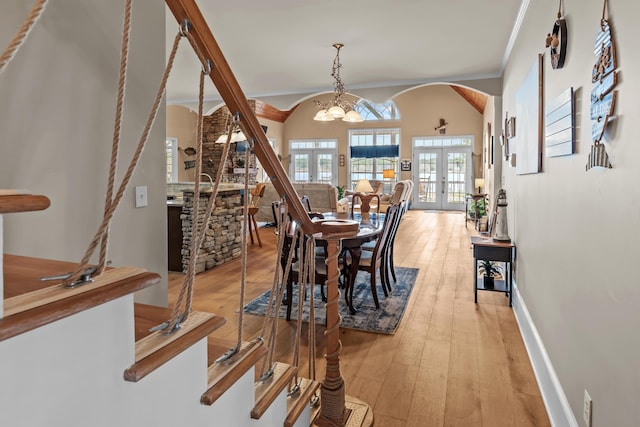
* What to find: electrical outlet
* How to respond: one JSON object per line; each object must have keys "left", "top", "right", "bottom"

{"left": 583, "top": 389, "right": 592, "bottom": 427}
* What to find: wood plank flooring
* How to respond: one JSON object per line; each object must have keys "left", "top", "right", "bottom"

{"left": 168, "top": 210, "right": 550, "bottom": 426}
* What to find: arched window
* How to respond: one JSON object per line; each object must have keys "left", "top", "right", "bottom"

{"left": 354, "top": 99, "right": 400, "bottom": 121}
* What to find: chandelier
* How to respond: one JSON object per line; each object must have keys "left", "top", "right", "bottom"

{"left": 313, "top": 43, "right": 363, "bottom": 122}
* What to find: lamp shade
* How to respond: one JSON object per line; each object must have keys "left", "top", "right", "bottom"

{"left": 342, "top": 110, "right": 363, "bottom": 122}
{"left": 474, "top": 178, "right": 485, "bottom": 192}
{"left": 354, "top": 179, "right": 374, "bottom": 193}
{"left": 383, "top": 169, "right": 395, "bottom": 179}
{"left": 326, "top": 105, "right": 346, "bottom": 119}
{"left": 313, "top": 109, "right": 334, "bottom": 121}
{"left": 230, "top": 131, "right": 246, "bottom": 143}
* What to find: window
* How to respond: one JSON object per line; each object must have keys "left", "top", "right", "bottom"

{"left": 166, "top": 137, "right": 178, "bottom": 182}
{"left": 349, "top": 129, "right": 400, "bottom": 192}
{"left": 354, "top": 100, "right": 400, "bottom": 121}
{"left": 413, "top": 136, "right": 473, "bottom": 147}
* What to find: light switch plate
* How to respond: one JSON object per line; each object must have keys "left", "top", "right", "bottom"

{"left": 135, "top": 186, "right": 148, "bottom": 208}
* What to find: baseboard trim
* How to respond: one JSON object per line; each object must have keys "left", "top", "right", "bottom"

{"left": 512, "top": 281, "right": 579, "bottom": 427}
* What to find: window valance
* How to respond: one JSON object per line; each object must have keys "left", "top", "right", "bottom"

{"left": 350, "top": 145, "right": 399, "bottom": 158}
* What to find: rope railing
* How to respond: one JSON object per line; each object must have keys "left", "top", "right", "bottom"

{"left": 0, "top": 0, "right": 49, "bottom": 76}
{"left": 98, "top": 0, "right": 132, "bottom": 275}
{"left": 164, "top": 3, "right": 364, "bottom": 423}
{"left": 62, "top": 28, "right": 184, "bottom": 287}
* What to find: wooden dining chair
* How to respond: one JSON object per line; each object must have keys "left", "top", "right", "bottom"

{"left": 246, "top": 182, "right": 266, "bottom": 246}
{"left": 346, "top": 204, "right": 400, "bottom": 309}
{"left": 381, "top": 201, "right": 406, "bottom": 292}
{"left": 360, "top": 199, "right": 406, "bottom": 292}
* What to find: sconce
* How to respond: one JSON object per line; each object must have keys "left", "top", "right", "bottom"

{"left": 339, "top": 154, "right": 345, "bottom": 167}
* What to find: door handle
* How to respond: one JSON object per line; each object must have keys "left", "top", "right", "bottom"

{"left": 441, "top": 176, "right": 445, "bottom": 194}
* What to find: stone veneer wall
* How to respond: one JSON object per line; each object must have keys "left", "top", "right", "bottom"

{"left": 201, "top": 105, "right": 257, "bottom": 186}
{"left": 181, "top": 189, "right": 243, "bottom": 273}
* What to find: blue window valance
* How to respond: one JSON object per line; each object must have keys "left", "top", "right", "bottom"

{"left": 350, "top": 145, "right": 399, "bottom": 158}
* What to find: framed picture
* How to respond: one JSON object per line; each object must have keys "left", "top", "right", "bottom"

{"left": 504, "top": 135, "right": 511, "bottom": 160}
{"left": 515, "top": 54, "right": 543, "bottom": 175}
{"left": 400, "top": 159, "right": 411, "bottom": 171}
{"left": 491, "top": 136, "right": 494, "bottom": 165}
{"left": 506, "top": 117, "right": 516, "bottom": 138}
{"left": 486, "top": 122, "right": 492, "bottom": 169}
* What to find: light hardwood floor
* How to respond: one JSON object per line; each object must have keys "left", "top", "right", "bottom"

{"left": 168, "top": 210, "right": 550, "bottom": 426}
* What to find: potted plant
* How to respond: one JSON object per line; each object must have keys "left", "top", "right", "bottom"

{"left": 336, "top": 185, "right": 345, "bottom": 200}
{"left": 478, "top": 260, "right": 502, "bottom": 289}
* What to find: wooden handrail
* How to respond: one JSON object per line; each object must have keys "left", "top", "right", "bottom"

{"left": 163, "top": 3, "right": 364, "bottom": 425}
{"left": 165, "top": 0, "right": 316, "bottom": 234}
{"left": 165, "top": 1, "right": 359, "bottom": 238}
{"left": 0, "top": 194, "right": 50, "bottom": 214}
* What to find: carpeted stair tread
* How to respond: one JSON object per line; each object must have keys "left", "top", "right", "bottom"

{"left": 285, "top": 377, "right": 320, "bottom": 427}
{"left": 200, "top": 339, "right": 267, "bottom": 405}
{"left": 251, "top": 361, "right": 297, "bottom": 419}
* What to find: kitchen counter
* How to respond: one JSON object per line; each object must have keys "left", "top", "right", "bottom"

{"left": 167, "top": 188, "right": 244, "bottom": 273}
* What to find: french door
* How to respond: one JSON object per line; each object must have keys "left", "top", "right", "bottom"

{"left": 290, "top": 150, "right": 337, "bottom": 185}
{"left": 412, "top": 146, "right": 472, "bottom": 211}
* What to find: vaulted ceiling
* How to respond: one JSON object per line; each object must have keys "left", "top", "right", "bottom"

{"left": 166, "top": 1, "right": 526, "bottom": 113}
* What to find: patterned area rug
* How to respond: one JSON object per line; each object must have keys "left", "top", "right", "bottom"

{"left": 243, "top": 267, "right": 418, "bottom": 335}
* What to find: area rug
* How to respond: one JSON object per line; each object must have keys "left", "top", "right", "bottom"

{"left": 243, "top": 267, "right": 418, "bottom": 334}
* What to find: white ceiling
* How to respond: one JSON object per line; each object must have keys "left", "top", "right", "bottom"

{"left": 165, "top": 0, "right": 527, "bottom": 110}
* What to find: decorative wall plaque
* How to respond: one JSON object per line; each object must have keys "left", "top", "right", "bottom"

{"left": 545, "top": 87, "right": 574, "bottom": 157}
{"left": 587, "top": 0, "right": 618, "bottom": 170}
{"left": 545, "top": 1, "right": 567, "bottom": 69}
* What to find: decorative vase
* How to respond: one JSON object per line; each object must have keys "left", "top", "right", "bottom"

{"left": 483, "top": 275, "right": 494, "bottom": 289}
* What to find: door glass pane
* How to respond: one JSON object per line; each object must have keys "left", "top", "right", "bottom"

{"left": 292, "top": 154, "right": 310, "bottom": 182}
{"left": 418, "top": 152, "right": 437, "bottom": 203}
{"left": 447, "top": 152, "right": 466, "bottom": 204}
{"left": 316, "top": 153, "right": 333, "bottom": 184}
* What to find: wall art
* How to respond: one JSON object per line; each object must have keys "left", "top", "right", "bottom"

{"left": 587, "top": 0, "right": 618, "bottom": 170}
{"left": 545, "top": 0, "right": 568, "bottom": 69}
{"left": 545, "top": 87, "right": 574, "bottom": 157}
{"left": 515, "top": 54, "right": 543, "bottom": 175}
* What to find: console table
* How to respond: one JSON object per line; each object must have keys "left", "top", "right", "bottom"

{"left": 471, "top": 236, "right": 515, "bottom": 307}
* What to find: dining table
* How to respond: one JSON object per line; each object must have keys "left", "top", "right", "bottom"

{"left": 286, "top": 211, "right": 384, "bottom": 314}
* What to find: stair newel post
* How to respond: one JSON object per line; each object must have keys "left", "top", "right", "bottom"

{"left": 317, "top": 235, "right": 346, "bottom": 425}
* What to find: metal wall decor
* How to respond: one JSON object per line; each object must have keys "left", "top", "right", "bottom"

{"left": 545, "top": 0, "right": 567, "bottom": 69}
{"left": 587, "top": 0, "right": 618, "bottom": 170}
{"left": 434, "top": 118, "right": 448, "bottom": 134}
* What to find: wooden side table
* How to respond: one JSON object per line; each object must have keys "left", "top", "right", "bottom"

{"left": 471, "top": 236, "right": 515, "bottom": 307}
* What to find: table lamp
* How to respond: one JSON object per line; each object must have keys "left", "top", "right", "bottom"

{"left": 354, "top": 179, "right": 376, "bottom": 218}
{"left": 383, "top": 169, "right": 395, "bottom": 193}
{"left": 474, "top": 178, "right": 485, "bottom": 194}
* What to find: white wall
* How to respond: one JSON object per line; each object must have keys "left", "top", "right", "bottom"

{"left": 0, "top": 1, "right": 167, "bottom": 305}
{"left": 502, "top": 1, "right": 640, "bottom": 425}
